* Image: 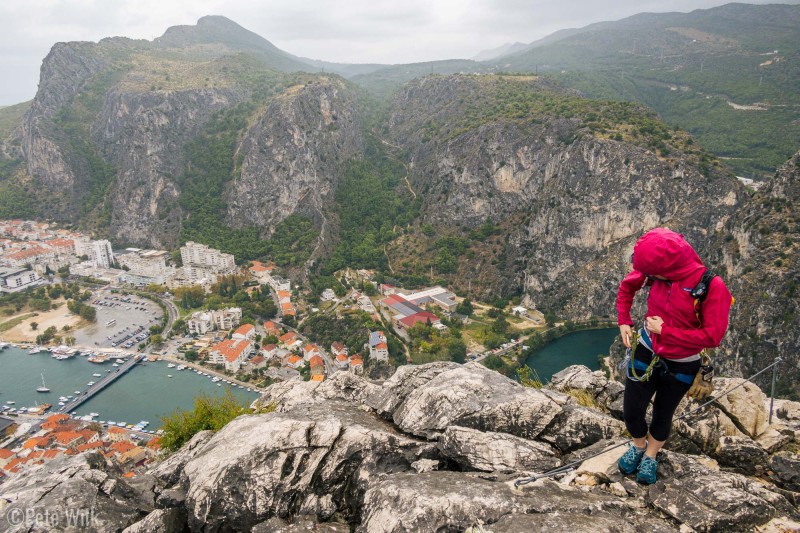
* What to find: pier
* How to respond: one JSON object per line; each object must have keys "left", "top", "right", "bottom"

{"left": 58, "top": 355, "right": 144, "bottom": 413}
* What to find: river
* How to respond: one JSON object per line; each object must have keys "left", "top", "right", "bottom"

{"left": 524, "top": 328, "right": 619, "bottom": 382}
{"left": 0, "top": 346, "right": 259, "bottom": 428}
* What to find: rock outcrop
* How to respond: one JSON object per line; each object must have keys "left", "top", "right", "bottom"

{"left": 5, "top": 363, "right": 798, "bottom": 532}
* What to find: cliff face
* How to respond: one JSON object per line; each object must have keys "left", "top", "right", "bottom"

{"left": 386, "top": 75, "right": 744, "bottom": 314}
{"left": 2, "top": 363, "right": 798, "bottom": 531}
{"left": 96, "top": 86, "right": 246, "bottom": 247}
{"left": 225, "top": 78, "right": 363, "bottom": 241}
{"left": 714, "top": 150, "right": 800, "bottom": 398}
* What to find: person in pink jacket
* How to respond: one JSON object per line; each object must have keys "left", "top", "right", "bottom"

{"left": 616, "top": 228, "right": 732, "bottom": 484}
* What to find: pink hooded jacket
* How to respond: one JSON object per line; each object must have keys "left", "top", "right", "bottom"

{"left": 616, "top": 228, "right": 733, "bottom": 359}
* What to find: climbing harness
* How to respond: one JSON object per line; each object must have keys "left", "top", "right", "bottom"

{"left": 513, "top": 356, "right": 784, "bottom": 487}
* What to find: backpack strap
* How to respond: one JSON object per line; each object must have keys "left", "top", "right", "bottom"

{"left": 692, "top": 270, "right": 716, "bottom": 323}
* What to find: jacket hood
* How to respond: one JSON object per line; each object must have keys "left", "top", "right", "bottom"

{"left": 632, "top": 228, "right": 705, "bottom": 281}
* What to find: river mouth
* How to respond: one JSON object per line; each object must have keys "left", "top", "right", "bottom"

{"left": 524, "top": 328, "right": 618, "bottom": 382}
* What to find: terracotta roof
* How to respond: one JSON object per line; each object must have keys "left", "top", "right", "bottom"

{"left": 110, "top": 441, "right": 136, "bottom": 455}
{"left": 42, "top": 449, "right": 62, "bottom": 460}
{"left": 279, "top": 332, "right": 296, "bottom": 343}
{"left": 0, "top": 449, "right": 15, "bottom": 459}
{"left": 233, "top": 324, "right": 255, "bottom": 336}
{"left": 108, "top": 426, "right": 127, "bottom": 434}
{"left": 53, "top": 431, "right": 83, "bottom": 446}
{"left": 249, "top": 261, "right": 274, "bottom": 272}
{"left": 277, "top": 290, "right": 291, "bottom": 299}
{"left": 22, "top": 436, "right": 50, "bottom": 449}
{"left": 309, "top": 355, "right": 324, "bottom": 368}
{"left": 310, "top": 374, "right": 325, "bottom": 382}
{"left": 250, "top": 355, "right": 265, "bottom": 365}
{"left": 375, "top": 342, "right": 388, "bottom": 350}
{"left": 350, "top": 357, "right": 364, "bottom": 367}
{"left": 262, "top": 343, "right": 277, "bottom": 351}
{"left": 331, "top": 342, "right": 345, "bottom": 352}
{"left": 263, "top": 321, "right": 279, "bottom": 331}
{"left": 212, "top": 339, "right": 252, "bottom": 362}
{"left": 146, "top": 437, "right": 161, "bottom": 450}
{"left": 336, "top": 353, "right": 348, "bottom": 362}
{"left": 46, "top": 414, "right": 70, "bottom": 424}
{"left": 76, "top": 441, "right": 104, "bottom": 453}
{"left": 287, "top": 355, "right": 302, "bottom": 364}
{"left": 398, "top": 311, "right": 441, "bottom": 328}
{"left": 303, "top": 344, "right": 319, "bottom": 354}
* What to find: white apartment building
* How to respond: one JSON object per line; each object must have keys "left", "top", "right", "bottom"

{"left": 0, "top": 267, "right": 43, "bottom": 293}
{"left": 186, "top": 308, "right": 243, "bottom": 335}
{"left": 117, "top": 249, "right": 175, "bottom": 285}
{"left": 180, "top": 242, "right": 235, "bottom": 272}
{"left": 89, "top": 240, "right": 114, "bottom": 268}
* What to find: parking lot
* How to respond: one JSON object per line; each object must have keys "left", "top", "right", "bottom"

{"left": 73, "top": 292, "right": 164, "bottom": 350}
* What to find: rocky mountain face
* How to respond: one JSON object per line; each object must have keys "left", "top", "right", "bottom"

{"left": 713, "top": 150, "right": 800, "bottom": 398}
{"left": 2, "top": 363, "right": 799, "bottom": 531}
{"left": 225, "top": 79, "right": 363, "bottom": 241}
{"left": 386, "top": 75, "right": 744, "bottom": 315}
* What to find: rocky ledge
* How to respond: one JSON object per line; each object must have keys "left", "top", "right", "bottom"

{"left": 1, "top": 362, "right": 799, "bottom": 532}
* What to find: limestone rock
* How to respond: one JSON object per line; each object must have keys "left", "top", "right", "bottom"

{"left": 538, "top": 404, "right": 627, "bottom": 452}
{"left": 769, "top": 452, "right": 800, "bottom": 492}
{"left": 254, "top": 370, "right": 380, "bottom": 413}
{"left": 548, "top": 365, "right": 626, "bottom": 415}
{"left": 0, "top": 452, "right": 149, "bottom": 532}
{"left": 715, "top": 435, "right": 769, "bottom": 475}
{"left": 149, "top": 430, "right": 213, "bottom": 487}
{"left": 487, "top": 510, "right": 679, "bottom": 532}
{"left": 358, "top": 471, "right": 625, "bottom": 533}
{"left": 122, "top": 508, "right": 187, "bottom": 533}
{"left": 371, "top": 362, "right": 564, "bottom": 440}
{"left": 365, "top": 361, "right": 461, "bottom": 417}
{"left": 574, "top": 440, "right": 630, "bottom": 483}
{"left": 181, "top": 402, "right": 436, "bottom": 531}
{"left": 650, "top": 451, "right": 796, "bottom": 532}
{"left": 252, "top": 517, "right": 351, "bottom": 532}
{"left": 437, "top": 425, "right": 560, "bottom": 473}
{"left": 713, "top": 378, "right": 769, "bottom": 438}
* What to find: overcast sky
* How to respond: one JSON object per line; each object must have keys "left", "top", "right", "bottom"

{"left": 0, "top": 0, "right": 790, "bottom": 105}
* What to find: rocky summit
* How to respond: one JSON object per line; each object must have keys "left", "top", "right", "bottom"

{"left": 2, "top": 362, "right": 799, "bottom": 532}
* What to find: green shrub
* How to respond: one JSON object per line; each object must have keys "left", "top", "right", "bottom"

{"left": 159, "top": 390, "right": 261, "bottom": 452}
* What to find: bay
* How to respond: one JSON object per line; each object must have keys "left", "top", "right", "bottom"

{"left": 0, "top": 346, "right": 259, "bottom": 428}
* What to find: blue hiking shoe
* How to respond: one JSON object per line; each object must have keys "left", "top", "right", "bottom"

{"left": 618, "top": 443, "right": 646, "bottom": 475}
{"left": 636, "top": 455, "right": 658, "bottom": 485}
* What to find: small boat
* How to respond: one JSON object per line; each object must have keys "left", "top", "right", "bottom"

{"left": 6, "top": 401, "right": 15, "bottom": 405}
{"left": 167, "top": 374, "right": 173, "bottom": 378}
{"left": 217, "top": 383, "right": 221, "bottom": 387}
{"left": 176, "top": 365, "right": 186, "bottom": 371}
{"left": 58, "top": 402, "right": 65, "bottom": 406}
{"left": 115, "top": 359, "right": 125, "bottom": 364}
{"left": 89, "top": 412, "right": 99, "bottom": 417}
{"left": 74, "top": 391, "right": 81, "bottom": 395}
{"left": 87, "top": 382, "right": 95, "bottom": 386}
{"left": 93, "top": 373, "right": 102, "bottom": 377}
{"left": 105, "top": 369, "right": 112, "bottom": 372}
{"left": 167, "top": 363, "right": 175, "bottom": 369}
{"left": 28, "top": 347, "right": 42, "bottom": 354}
{"left": 58, "top": 396, "right": 68, "bottom": 402}
{"left": 112, "top": 364, "right": 119, "bottom": 367}
{"left": 116, "top": 422, "right": 126, "bottom": 427}
{"left": 36, "top": 373, "right": 51, "bottom": 393}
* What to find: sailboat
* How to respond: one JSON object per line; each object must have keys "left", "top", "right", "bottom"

{"left": 36, "top": 373, "right": 51, "bottom": 393}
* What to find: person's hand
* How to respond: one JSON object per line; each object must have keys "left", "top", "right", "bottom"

{"left": 619, "top": 324, "right": 632, "bottom": 348}
{"left": 645, "top": 316, "right": 664, "bottom": 334}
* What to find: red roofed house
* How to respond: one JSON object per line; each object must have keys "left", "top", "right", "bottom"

{"left": 145, "top": 437, "right": 161, "bottom": 458}
{"left": 22, "top": 436, "right": 52, "bottom": 450}
{"left": 277, "top": 290, "right": 292, "bottom": 304}
{"left": 279, "top": 331, "right": 302, "bottom": 350}
{"left": 42, "top": 449, "right": 62, "bottom": 461}
{"left": 232, "top": 323, "right": 255, "bottom": 341}
{"left": 76, "top": 441, "right": 104, "bottom": 454}
{"left": 261, "top": 344, "right": 278, "bottom": 359}
{"left": 248, "top": 261, "right": 275, "bottom": 283}
{"left": 110, "top": 441, "right": 136, "bottom": 456}
{"left": 79, "top": 429, "right": 100, "bottom": 445}
{"left": 371, "top": 342, "right": 389, "bottom": 362}
{"left": 249, "top": 355, "right": 266, "bottom": 371}
{"left": 0, "top": 448, "right": 15, "bottom": 468}
{"left": 209, "top": 339, "right": 253, "bottom": 373}
{"left": 310, "top": 374, "right": 325, "bottom": 382}
{"left": 119, "top": 446, "right": 147, "bottom": 467}
{"left": 52, "top": 431, "right": 85, "bottom": 449}
{"left": 286, "top": 355, "right": 304, "bottom": 369}
{"left": 309, "top": 355, "right": 325, "bottom": 376}
{"left": 303, "top": 344, "right": 321, "bottom": 361}
{"left": 348, "top": 356, "right": 364, "bottom": 375}
{"left": 330, "top": 342, "right": 348, "bottom": 358}
{"left": 263, "top": 321, "right": 281, "bottom": 336}
{"left": 281, "top": 302, "right": 296, "bottom": 317}
{"left": 335, "top": 353, "right": 349, "bottom": 369}
{"left": 397, "top": 311, "right": 441, "bottom": 330}
{"left": 107, "top": 426, "right": 131, "bottom": 443}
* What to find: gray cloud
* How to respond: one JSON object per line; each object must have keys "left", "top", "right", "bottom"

{"left": 0, "top": 0, "right": 791, "bottom": 105}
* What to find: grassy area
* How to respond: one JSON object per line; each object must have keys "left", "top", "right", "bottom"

{"left": 0, "top": 313, "right": 37, "bottom": 333}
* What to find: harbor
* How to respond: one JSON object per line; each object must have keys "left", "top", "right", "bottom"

{"left": 0, "top": 345, "right": 259, "bottom": 428}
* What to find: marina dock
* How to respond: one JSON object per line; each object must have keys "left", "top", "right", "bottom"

{"left": 58, "top": 355, "right": 144, "bottom": 413}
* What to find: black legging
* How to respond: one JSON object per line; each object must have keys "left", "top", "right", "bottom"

{"left": 623, "top": 344, "right": 701, "bottom": 442}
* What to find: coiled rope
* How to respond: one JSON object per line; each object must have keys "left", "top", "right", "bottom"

{"left": 513, "top": 356, "right": 783, "bottom": 487}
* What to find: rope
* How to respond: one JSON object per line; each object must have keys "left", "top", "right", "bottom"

{"left": 513, "top": 356, "right": 783, "bottom": 487}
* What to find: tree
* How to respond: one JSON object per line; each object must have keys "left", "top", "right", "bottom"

{"left": 65, "top": 336, "right": 76, "bottom": 346}
{"left": 30, "top": 321, "right": 38, "bottom": 331}
{"left": 447, "top": 338, "right": 467, "bottom": 364}
{"left": 150, "top": 334, "right": 163, "bottom": 346}
{"left": 78, "top": 305, "right": 96, "bottom": 322}
{"left": 491, "top": 315, "right": 510, "bottom": 335}
{"left": 456, "top": 299, "right": 474, "bottom": 316}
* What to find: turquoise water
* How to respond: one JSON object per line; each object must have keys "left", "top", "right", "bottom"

{"left": 524, "top": 328, "right": 619, "bottom": 382}
{"left": 0, "top": 347, "right": 259, "bottom": 428}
